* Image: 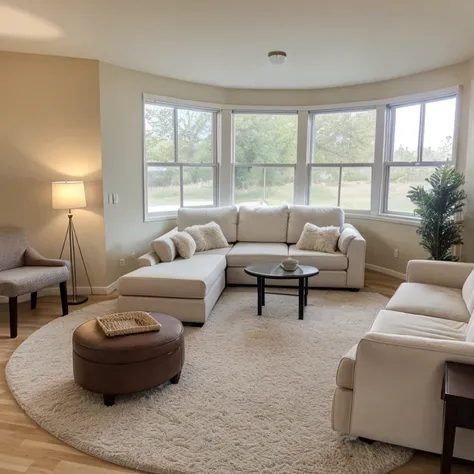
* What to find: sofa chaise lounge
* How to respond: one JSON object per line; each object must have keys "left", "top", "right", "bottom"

{"left": 118, "top": 205, "right": 366, "bottom": 323}
{"left": 332, "top": 259, "right": 474, "bottom": 461}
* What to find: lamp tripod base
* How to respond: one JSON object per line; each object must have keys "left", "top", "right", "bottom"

{"left": 68, "top": 295, "right": 89, "bottom": 305}
{"left": 60, "top": 212, "right": 93, "bottom": 306}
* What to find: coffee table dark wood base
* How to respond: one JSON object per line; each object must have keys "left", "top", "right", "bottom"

{"left": 256, "top": 276, "right": 309, "bottom": 319}
{"left": 245, "top": 263, "right": 318, "bottom": 320}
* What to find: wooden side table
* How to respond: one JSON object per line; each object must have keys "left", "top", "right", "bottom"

{"left": 441, "top": 361, "right": 474, "bottom": 474}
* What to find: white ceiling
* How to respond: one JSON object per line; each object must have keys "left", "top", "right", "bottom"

{"left": 2, "top": 0, "right": 474, "bottom": 90}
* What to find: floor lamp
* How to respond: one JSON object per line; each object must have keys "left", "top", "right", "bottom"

{"left": 52, "top": 181, "right": 93, "bottom": 305}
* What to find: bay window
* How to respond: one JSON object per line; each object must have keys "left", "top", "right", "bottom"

{"left": 143, "top": 88, "right": 459, "bottom": 222}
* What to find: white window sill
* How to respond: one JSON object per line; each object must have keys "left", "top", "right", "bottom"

{"left": 145, "top": 213, "right": 178, "bottom": 223}
{"left": 346, "top": 212, "right": 420, "bottom": 227}
{"left": 145, "top": 210, "right": 420, "bottom": 227}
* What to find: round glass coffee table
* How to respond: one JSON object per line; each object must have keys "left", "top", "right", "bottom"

{"left": 244, "top": 263, "right": 320, "bottom": 320}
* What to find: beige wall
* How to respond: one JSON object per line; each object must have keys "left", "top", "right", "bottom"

{"left": 226, "top": 62, "right": 469, "bottom": 107}
{"left": 0, "top": 52, "right": 107, "bottom": 288}
{"left": 99, "top": 63, "right": 225, "bottom": 284}
{"left": 347, "top": 218, "right": 428, "bottom": 275}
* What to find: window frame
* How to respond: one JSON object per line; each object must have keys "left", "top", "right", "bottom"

{"left": 142, "top": 87, "right": 460, "bottom": 224}
{"left": 143, "top": 98, "right": 220, "bottom": 221}
{"left": 381, "top": 93, "right": 458, "bottom": 216}
{"left": 308, "top": 106, "right": 377, "bottom": 213}
{"left": 231, "top": 110, "right": 298, "bottom": 206}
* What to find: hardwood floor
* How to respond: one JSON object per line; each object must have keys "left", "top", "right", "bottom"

{"left": 0, "top": 271, "right": 472, "bottom": 474}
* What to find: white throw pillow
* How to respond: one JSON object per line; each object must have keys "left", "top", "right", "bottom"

{"left": 338, "top": 227, "right": 358, "bottom": 254}
{"left": 184, "top": 221, "right": 229, "bottom": 252}
{"left": 151, "top": 236, "right": 177, "bottom": 262}
{"left": 170, "top": 232, "right": 196, "bottom": 259}
{"left": 296, "top": 223, "right": 340, "bottom": 253}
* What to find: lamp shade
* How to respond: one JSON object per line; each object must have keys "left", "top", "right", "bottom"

{"left": 52, "top": 181, "right": 86, "bottom": 210}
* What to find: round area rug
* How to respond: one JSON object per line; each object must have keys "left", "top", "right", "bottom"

{"left": 6, "top": 289, "right": 412, "bottom": 474}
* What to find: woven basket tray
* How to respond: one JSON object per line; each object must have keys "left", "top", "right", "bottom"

{"left": 96, "top": 311, "right": 161, "bottom": 337}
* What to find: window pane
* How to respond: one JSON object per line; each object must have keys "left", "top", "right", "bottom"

{"left": 144, "top": 104, "right": 174, "bottom": 163}
{"left": 422, "top": 97, "right": 456, "bottom": 162}
{"left": 340, "top": 167, "right": 372, "bottom": 210}
{"left": 183, "top": 167, "right": 214, "bottom": 207}
{"left": 177, "top": 109, "right": 214, "bottom": 163}
{"left": 234, "top": 114, "right": 297, "bottom": 164}
{"left": 387, "top": 166, "right": 437, "bottom": 214}
{"left": 147, "top": 166, "right": 180, "bottom": 213}
{"left": 392, "top": 104, "right": 420, "bottom": 162}
{"left": 234, "top": 166, "right": 294, "bottom": 205}
{"left": 310, "top": 167, "right": 340, "bottom": 206}
{"left": 313, "top": 110, "right": 376, "bottom": 163}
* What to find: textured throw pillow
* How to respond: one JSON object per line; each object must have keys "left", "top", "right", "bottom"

{"left": 170, "top": 232, "right": 196, "bottom": 259}
{"left": 338, "top": 227, "right": 358, "bottom": 254}
{"left": 296, "top": 223, "right": 340, "bottom": 253}
{"left": 151, "top": 236, "right": 177, "bottom": 262}
{"left": 184, "top": 221, "right": 229, "bottom": 252}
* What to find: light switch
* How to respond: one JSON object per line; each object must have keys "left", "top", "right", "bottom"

{"left": 112, "top": 193, "right": 119, "bottom": 204}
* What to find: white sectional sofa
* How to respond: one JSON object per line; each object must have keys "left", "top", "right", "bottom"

{"left": 118, "top": 205, "right": 366, "bottom": 323}
{"left": 332, "top": 259, "right": 474, "bottom": 461}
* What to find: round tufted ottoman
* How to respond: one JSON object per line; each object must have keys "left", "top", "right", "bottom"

{"left": 72, "top": 313, "right": 184, "bottom": 406}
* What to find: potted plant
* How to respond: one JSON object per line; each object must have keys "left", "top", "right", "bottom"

{"left": 407, "top": 166, "right": 466, "bottom": 261}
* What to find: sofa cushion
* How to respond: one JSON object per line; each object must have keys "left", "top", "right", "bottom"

{"left": 287, "top": 206, "right": 344, "bottom": 244}
{"left": 226, "top": 242, "right": 288, "bottom": 267}
{"left": 336, "top": 344, "right": 357, "bottom": 390}
{"left": 296, "top": 223, "right": 340, "bottom": 253}
{"left": 151, "top": 227, "right": 177, "bottom": 263}
{"left": 197, "top": 246, "right": 233, "bottom": 256}
{"left": 288, "top": 245, "right": 347, "bottom": 270}
{"left": 237, "top": 206, "right": 289, "bottom": 243}
{"left": 118, "top": 255, "right": 226, "bottom": 299}
{"left": 466, "top": 317, "right": 474, "bottom": 342}
{"left": 371, "top": 310, "right": 467, "bottom": 341}
{"left": 386, "top": 282, "right": 470, "bottom": 323}
{"left": 462, "top": 270, "right": 474, "bottom": 314}
{"left": 178, "top": 206, "right": 238, "bottom": 243}
{"left": 170, "top": 231, "right": 196, "bottom": 259}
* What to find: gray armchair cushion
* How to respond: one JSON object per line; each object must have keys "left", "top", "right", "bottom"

{"left": 0, "top": 266, "right": 69, "bottom": 298}
{"left": 0, "top": 227, "right": 28, "bottom": 271}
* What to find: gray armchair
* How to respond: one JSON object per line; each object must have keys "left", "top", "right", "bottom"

{"left": 0, "top": 227, "right": 69, "bottom": 338}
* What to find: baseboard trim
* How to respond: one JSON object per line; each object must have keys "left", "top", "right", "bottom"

{"left": 0, "top": 280, "right": 118, "bottom": 304}
{"left": 365, "top": 264, "right": 406, "bottom": 281}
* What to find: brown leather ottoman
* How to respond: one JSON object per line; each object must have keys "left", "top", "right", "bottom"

{"left": 72, "top": 312, "right": 184, "bottom": 406}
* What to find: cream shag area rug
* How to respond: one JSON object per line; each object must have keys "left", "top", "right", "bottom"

{"left": 6, "top": 289, "right": 413, "bottom": 474}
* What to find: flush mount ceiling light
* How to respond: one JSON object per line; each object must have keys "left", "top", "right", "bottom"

{"left": 268, "top": 51, "right": 287, "bottom": 65}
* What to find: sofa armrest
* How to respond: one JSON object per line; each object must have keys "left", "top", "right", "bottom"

{"left": 349, "top": 332, "right": 474, "bottom": 445}
{"left": 407, "top": 260, "right": 474, "bottom": 289}
{"left": 137, "top": 251, "right": 161, "bottom": 268}
{"left": 344, "top": 224, "right": 366, "bottom": 289}
{"left": 24, "top": 247, "right": 68, "bottom": 268}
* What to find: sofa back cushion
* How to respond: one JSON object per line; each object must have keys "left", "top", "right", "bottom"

{"left": 0, "top": 227, "right": 28, "bottom": 272}
{"left": 287, "top": 206, "right": 344, "bottom": 244}
{"left": 237, "top": 205, "right": 289, "bottom": 243}
{"left": 178, "top": 206, "right": 238, "bottom": 243}
{"left": 462, "top": 270, "right": 474, "bottom": 314}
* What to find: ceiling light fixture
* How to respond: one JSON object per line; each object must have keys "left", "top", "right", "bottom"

{"left": 268, "top": 51, "right": 287, "bottom": 65}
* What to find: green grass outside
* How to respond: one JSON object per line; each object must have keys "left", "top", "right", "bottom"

{"left": 148, "top": 180, "right": 425, "bottom": 214}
